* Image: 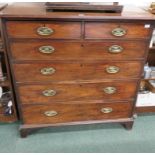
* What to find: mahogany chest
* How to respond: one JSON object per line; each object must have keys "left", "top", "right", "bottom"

{"left": 0, "top": 3, "right": 154, "bottom": 137}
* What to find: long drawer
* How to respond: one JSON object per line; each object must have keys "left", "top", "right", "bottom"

{"left": 85, "top": 22, "right": 151, "bottom": 39}
{"left": 13, "top": 62, "right": 142, "bottom": 82}
{"left": 6, "top": 21, "right": 81, "bottom": 39}
{"left": 18, "top": 81, "right": 137, "bottom": 104}
{"left": 22, "top": 102, "right": 133, "bottom": 124}
{"left": 10, "top": 40, "right": 147, "bottom": 61}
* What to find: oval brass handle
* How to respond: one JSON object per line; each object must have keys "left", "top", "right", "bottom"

{"left": 108, "top": 45, "right": 123, "bottom": 54}
{"left": 37, "top": 27, "right": 54, "bottom": 36}
{"left": 40, "top": 67, "right": 56, "bottom": 75}
{"left": 44, "top": 110, "right": 58, "bottom": 117}
{"left": 101, "top": 107, "right": 113, "bottom": 114}
{"left": 106, "top": 66, "right": 120, "bottom": 74}
{"left": 42, "top": 89, "right": 57, "bottom": 97}
{"left": 39, "top": 46, "right": 55, "bottom": 54}
{"left": 103, "top": 87, "right": 117, "bottom": 94}
{"left": 112, "top": 28, "right": 126, "bottom": 37}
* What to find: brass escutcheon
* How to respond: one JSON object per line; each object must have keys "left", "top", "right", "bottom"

{"left": 44, "top": 110, "right": 58, "bottom": 117}
{"left": 112, "top": 27, "right": 126, "bottom": 37}
{"left": 106, "top": 66, "right": 120, "bottom": 74}
{"left": 42, "top": 89, "right": 57, "bottom": 97}
{"left": 101, "top": 107, "right": 113, "bottom": 114}
{"left": 40, "top": 67, "right": 56, "bottom": 75}
{"left": 103, "top": 87, "right": 117, "bottom": 94}
{"left": 108, "top": 45, "right": 123, "bottom": 54}
{"left": 39, "top": 46, "right": 55, "bottom": 54}
{"left": 37, "top": 27, "right": 54, "bottom": 36}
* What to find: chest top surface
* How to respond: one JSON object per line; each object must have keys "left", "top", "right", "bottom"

{"left": 0, "top": 2, "right": 155, "bottom": 21}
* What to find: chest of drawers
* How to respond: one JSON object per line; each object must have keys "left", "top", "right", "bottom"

{"left": 0, "top": 3, "right": 154, "bottom": 137}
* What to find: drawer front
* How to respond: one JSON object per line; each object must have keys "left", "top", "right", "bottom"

{"left": 13, "top": 62, "right": 142, "bottom": 82}
{"left": 18, "top": 81, "right": 137, "bottom": 104}
{"left": 85, "top": 23, "right": 151, "bottom": 39}
{"left": 10, "top": 41, "right": 147, "bottom": 61}
{"left": 22, "top": 102, "right": 133, "bottom": 124}
{"left": 6, "top": 21, "right": 81, "bottom": 39}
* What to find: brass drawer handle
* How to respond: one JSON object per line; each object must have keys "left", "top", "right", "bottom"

{"left": 42, "top": 89, "right": 57, "bottom": 97}
{"left": 101, "top": 107, "right": 113, "bottom": 114}
{"left": 108, "top": 45, "right": 123, "bottom": 54}
{"left": 112, "top": 28, "right": 126, "bottom": 37}
{"left": 106, "top": 66, "right": 120, "bottom": 74}
{"left": 103, "top": 87, "right": 117, "bottom": 94}
{"left": 39, "top": 46, "right": 55, "bottom": 54}
{"left": 40, "top": 67, "right": 56, "bottom": 75}
{"left": 44, "top": 110, "right": 58, "bottom": 117}
{"left": 37, "top": 27, "right": 54, "bottom": 36}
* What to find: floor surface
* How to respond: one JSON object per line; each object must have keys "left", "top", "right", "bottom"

{"left": 0, "top": 114, "right": 155, "bottom": 153}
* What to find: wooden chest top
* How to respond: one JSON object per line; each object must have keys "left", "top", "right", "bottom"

{"left": 0, "top": 2, "right": 155, "bottom": 21}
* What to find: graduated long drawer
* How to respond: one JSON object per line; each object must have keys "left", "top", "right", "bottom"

{"left": 12, "top": 62, "right": 143, "bottom": 82}
{"left": 10, "top": 40, "right": 147, "bottom": 61}
{"left": 22, "top": 102, "right": 133, "bottom": 124}
{"left": 17, "top": 81, "right": 138, "bottom": 104}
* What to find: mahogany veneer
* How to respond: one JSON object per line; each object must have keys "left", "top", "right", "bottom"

{"left": 10, "top": 40, "right": 147, "bottom": 61}
{"left": 0, "top": 2, "right": 155, "bottom": 137}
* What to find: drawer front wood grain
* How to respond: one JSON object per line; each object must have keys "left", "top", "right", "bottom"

{"left": 22, "top": 102, "right": 133, "bottom": 124}
{"left": 85, "top": 22, "right": 151, "bottom": 39}
{"left": 13, "top": 62, "right": 142, "bottom": 82}
{"left": 18, "top": 81, "right": 137, "bottom": 104}
{"left": 6, "top": 21, "right": 81, "bottom": 39}
{"left": 10, "top": 40, "right": 147, "bottom": 61}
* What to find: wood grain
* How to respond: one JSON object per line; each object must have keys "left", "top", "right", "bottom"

{"left": 22, "top": 102, "right": 133, "bottom": 124}
{"left": 6, "top": 21, "right": 81, "bottom": 39}
{"left": 13, "top": 62, "right": 142, "bottom": 82}
{"left": 10, "top": 40, "right": 147, "bottom": 61}
{"left": 0, "top": 3, "right": 155, "bottom": 21}
{"left": 1, "top": 2, "right": 154, "bottom": 136}
{"left": 85, "top": 22, "right": 151, "bottom": 39}
{"left": 18, "top": 81, "right": 137, "bottom": 104}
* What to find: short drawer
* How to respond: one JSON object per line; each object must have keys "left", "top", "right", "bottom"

{"left": 10, "top": 40, "right": 147, "bottom": 61}
{"left": 18, "top": 81, "right": 137, "bottom": 104}
{"left": 85, "top": 22, "right": 151, "bottom": 39}
{"left": 6, "top": 21, "right": 81, "bottom": 39}
{"left": 13, "top": 62, "right": 142, "bottom": 82}
{"left": 22, "top": 102, "right": 133, "bottom": 124}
